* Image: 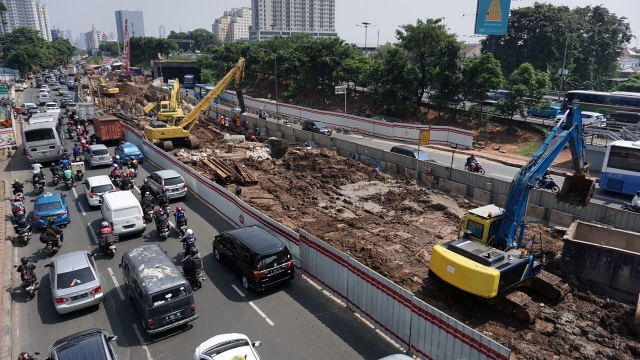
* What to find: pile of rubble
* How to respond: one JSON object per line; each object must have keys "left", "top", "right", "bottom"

{"left": 173, "top": 148, "right": 214, "bottom": 163}
{"left": 245, "top": 146, "right": 272, "bottom": 161}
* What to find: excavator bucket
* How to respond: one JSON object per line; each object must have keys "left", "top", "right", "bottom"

{"left": 556, "top": 175, "right": 596, "bottom": 207}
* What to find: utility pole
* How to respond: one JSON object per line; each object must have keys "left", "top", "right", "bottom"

{"left": 356, "top": 22, "right": 376, "bottom": 53}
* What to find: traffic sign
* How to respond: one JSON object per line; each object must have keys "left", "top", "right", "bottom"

{"left": 335, "top": 85, "right": 346, "bottom": 94}
{"left": 419, "top": 129, "right": 430, "bottom": 146}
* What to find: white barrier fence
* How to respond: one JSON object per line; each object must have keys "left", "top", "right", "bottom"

{"left": 121, "top": 123, "right": 509, "bottom": 360}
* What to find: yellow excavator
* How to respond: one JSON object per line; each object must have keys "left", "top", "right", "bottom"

{"left": 157, "top": 78, "right": 184, "bottom": 122}
{"left": 88, "top": 75, "right": 119, "bottom": 95}
{"left": 143, "top": 57, "right": 245, "bottom": 151}
{"left": 429, "top": 107, "right": 595, "bottom": 322}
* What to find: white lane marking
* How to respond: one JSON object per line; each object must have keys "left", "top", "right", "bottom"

{"left": 71, "top": 187, "right": 78, "bottom": 198}
{"left": 249, "top": 301, "right": 275, "bottom": 326}
{"left": 231, "top": 284, "right": 245, "bottom": 297}
{"left": 133, "top": 185, "right": 140, "bottom": 193}
{"left": 88, "top": 223, "right": 98, "bottom": 245}
{"left": 77, "top": 200, "right": 87, "bottom": 216}
{"left": 132, "top": 324, "right": 154, "bottom": 360}
{"left": 108, "top": 267, "right": 125, "bottom": 300}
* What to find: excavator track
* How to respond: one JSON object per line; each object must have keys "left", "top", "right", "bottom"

{"left": 489, "top": 270, "right": 570, "bottom": 323}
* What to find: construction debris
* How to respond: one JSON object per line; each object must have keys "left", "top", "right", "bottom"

{"left": 246, "top": 146, "right": 272, "bottom": 161}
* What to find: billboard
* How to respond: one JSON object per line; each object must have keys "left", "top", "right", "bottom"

{"left": 475, "top": 0, "right": 512, "bottom": 35}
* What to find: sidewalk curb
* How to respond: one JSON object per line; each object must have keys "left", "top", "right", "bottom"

{"left": 0, "top": 179, "right": 10, "bottom": 360}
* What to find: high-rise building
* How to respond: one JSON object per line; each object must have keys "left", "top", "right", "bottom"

{"left": 249, "top": 0, "right": 337, "bottom": 42}
{"left": 115, "top": 10, "right": 145, "bottom": 43}
{"left": 84, "top": 26, "right": 105, "bottom": 50}
{"left": 159, "top": 25, "right": 166, "bottom": 39}
{"left": 0, "top": 0, "right": 52, "bottom": 41}
{"left": 213, "top": 7, "right": 251, "bottom": 42}
{"left": 65, "top": 30, "right": 72, "bottom": 41}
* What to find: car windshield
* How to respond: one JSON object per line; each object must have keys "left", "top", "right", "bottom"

{"left": 416, "top": 151, "right": 435, "bottom": 162}
{"left": 55, "top": 335, "right": 108, "bottom": 360}
{"left": 150, "top": 286, "right": 187, "bottom": 307}
{"left": 203, "top": 339, "right": 251, "bottom": 357}
{"left": 36, "top": 200, "right": 62, "bottom": 212}
{"left": 163, "top": 177, "right": 184, "bottom": 186}
{"left": 56, "top": 266, "right": 95, "bottom": 290}
{"left": 256, "top": 250, "right": 290, "bottom": 270}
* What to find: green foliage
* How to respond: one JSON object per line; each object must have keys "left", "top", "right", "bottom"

{"left": 497, "top": 63, "right": 551, "bottom": 132}
{"left": 515, "top": 139, "right": 544, "bottom": 157}
{"left": 613, "top": 73, "right": 640, "bottom": 92}
{"left": 462, "top": 54, "right": 504, "bottom": 103}
{"left": 99, "top": 42, "right": 121, "bottom": 56}
{"left": 130, "top": 37, "right": 179, "bottom": 67}
{"left": 168, "top": 29, "right": 221, "bottom": 52}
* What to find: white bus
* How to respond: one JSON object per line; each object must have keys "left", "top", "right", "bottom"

{"left": 22, "top": 113, "right": 63, "bottom": 163}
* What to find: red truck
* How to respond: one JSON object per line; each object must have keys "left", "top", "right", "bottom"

{"left": 93, "top": 115, "right": 122, "bottom": 143}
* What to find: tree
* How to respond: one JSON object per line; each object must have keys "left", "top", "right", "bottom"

{"left": 489, "top": 4, "right": 631, "bottom": 92}
{"left": 612, "top": 73, "right": 640, "bottom": 92}
{"left": 396, "top": 18, "right": 459, "bottom": 108}
{"left": 129, "top": 37, "right": 178, "bottom": 67}
{"left": 429, "top": 38, "right": 464, "bottom": 120}
{"left": 462, "top": 54, "right": 504, "bottom": 105}
{"left": 168, "top": 29, "right": 220, "bottom": 53}
{"left": 496, "top": 63, "right": 551, "bottom": 132}
{"left": 49, "top": 38, "right": 74, "bottom": 66}
{"left": 99, "top": 41, "right": 121, "bottom": 56}
{"left": 373, "top": 46, "right": 419, "bottom": 117}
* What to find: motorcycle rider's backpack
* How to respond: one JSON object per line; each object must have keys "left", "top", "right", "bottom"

{"left": 192, "top": 256, "right": 202, "bottom": 271}
{"left": 20, "top": 267, "right": 31, "bottom": 282}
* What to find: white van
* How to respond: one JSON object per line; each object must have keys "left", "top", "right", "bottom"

{"left": 101, "top": 191, "right": 145, "bottom": 236}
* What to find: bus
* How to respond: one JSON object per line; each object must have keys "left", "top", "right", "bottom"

{"left": 599, "top": 140, "right": 640, "bottom": 196}
{"left": 183, "top": 74, "right": 195, "bottom": 89}
{"left": 22, "top": 113, "right": 63, "bottom": 163}
{"left": 564, "top": 90, "right": 640, "bottom": 116}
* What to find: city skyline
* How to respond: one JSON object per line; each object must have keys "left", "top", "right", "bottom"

{"left": 42, "top": 0, "right": 640, "bottom": 48}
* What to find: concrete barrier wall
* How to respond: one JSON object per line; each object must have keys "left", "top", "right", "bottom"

{"left": 561, "top": 221, "right": 640, "bottom": 300}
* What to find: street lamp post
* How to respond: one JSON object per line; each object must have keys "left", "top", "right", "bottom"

{"left": 262, "top": 48, "right": 279, "bottom": 119}
{"left": 558, "top": 17, "right": 576, "bottom": 99}
{"left": 356, "top": 22, "right": 375, "bottom": 52}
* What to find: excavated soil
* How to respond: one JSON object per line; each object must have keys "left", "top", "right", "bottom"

{"left": 110, "top": 80, "right": 639, "bottom": 359}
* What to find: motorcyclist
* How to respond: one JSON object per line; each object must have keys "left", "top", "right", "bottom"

{"left": 32, "top": 174, "right": 45, "bottom": 191}
{"left": 112, "top": 155, "right": 123, "bottom": 168}
{"left": 155, "top": 208, "right": 169, "bottom": 231}
{"left": 175, "top": 206, "right": 187, "bottom": 227}
{"left": 158, "top": 189, "right": 170, "bottom": 210}
{"left": 181, "top": 247, "right": 202, "bottom": 279}
{"left": 72, "top": 142, "right": 82, "bottom": 158}
{"left": 63, "top": 167, "right": 74, "bottom": 185}
{"left": 630, "top": 190, "right": 640, "bottom": 211}
{"left": 541, "top": 170, "right": 553, "bottom": 188}
{"left": 16, "top": 257, "right": 37, "bottom": 283}
{"left": 466, "top": 153, "right": 477, "bottom": 170}
{"left": 129, "top": 159, "right": 139, "bottom": 176}
{"left": 12, "top": 178, "right": 24, "bottom": 195}
{"left": 60, "top": 154, "right": 71, "bottom": 170}
{"left": 14, "top": 211, "right": 30, "bottom": 233}
{"left": 46, "top": 219, "right": 64, "bottom": 244}
{"left": 11, "top": 195, "right": 25, "bottom": 217}
{"left": 110, "top": 164, "right": 121, "bottom": 179}
{"left": 180, "top": 229, "right": 197, "bottom": 257}
{"left": 120, "top": 172, "right": 132, "bottom": 190}
{"left": 97, "top": 221, "right": 114, "bottom": 254}
{"left": 140, "top": 178, "right": 153, "bottom": 199}
{"left": 50, "top": 161, "right": 61, "bottom": 177}
{"left": 31, "top": 160, "right": 43, "bottom": 178}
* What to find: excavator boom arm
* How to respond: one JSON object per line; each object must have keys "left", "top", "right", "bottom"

{"left": 178, "top": 58, "right": 245, "bottom": 131}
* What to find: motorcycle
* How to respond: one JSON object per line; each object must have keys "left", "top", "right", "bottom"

{"left": 119, "top": 178, "right": 135, "bottom": 190}
{"left": 41, "top": 235, "right": 61, "bottom": 257}
{"left": 176, "top": 218, "right": 188, "bottom": 238}
{"left": 534, "top": 176, "right": 560, "bottom": 193}
{"left": 66, "top": 128, "right": 75, "bottom": 140}
{"left": 99, "top": 233, "right": 118, "bottom": 259}
{"left": 621, "top": 202, "right": 640, "bottom": 213}
{"left": 157, "top": 222, "right": 170, "bottom": 241}
{"left": 18, "top": 351, "right": 39, "bottom": 360}
{"left": 143, "top": 206, "right": 155, "bottom": 224}
{"left": 64, "top": 177, "right": 75, "bottom": 190}
{"left": 75, "top": 168, "right": 84, "bottom": 181}
{"left": 184, "top": 266, "right": 205, "bottom": 290}
{"left": 34, "top": 182, "right": 45, "bottom": 195}
{"left": 16, "top": 227, "right": 32, "bottom": 245}
{"left": 52, "top": 173, "right": 60, "bottom": 186}
{"left": 14, "top": 263, "right": 38, "bottom": 301}
{"left": 464, "top": 161, "right": 486, "bottom": 175}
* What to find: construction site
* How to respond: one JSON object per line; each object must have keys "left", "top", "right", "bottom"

{"left": 86, "top": 73, "right": 640, "bottom": 359}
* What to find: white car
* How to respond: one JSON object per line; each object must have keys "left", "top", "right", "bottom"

{"left": 45, "top": 102, "right": 60, "bottom": 111}
{"left": 84, "top": 175, "right": 116, "bottom": 206}
{"left": 555, "top": 111, "right": 606, "bottom": 127}
{"left": 194, "top": 333, "right": 262, "bottom": 360}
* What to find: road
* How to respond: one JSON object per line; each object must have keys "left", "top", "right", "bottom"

{"left": 8, "top": 87, "right": 402, "bottom": 359}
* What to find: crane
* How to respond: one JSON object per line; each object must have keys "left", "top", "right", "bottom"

{"left": 429, "top": 107, "right": 596, "bottom": 322}
{"left": 122, "top": 19, "right": 130, "bottom": 75}
{"left": 143, "top": 57, "right": 245, "bottom": 151}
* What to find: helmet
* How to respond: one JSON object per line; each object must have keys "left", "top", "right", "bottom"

{"left": 186, "top": 229, "right": 193, "bottom": 235}
{"left": 176, "top": 206, "right": 183, "bottom": 212}
{"left": 48, "top": 219, "right": 55, "bottom": 226}
{"left": 143, "top": 178, "right": 148, "bottom": 184}
{"left": 21, "top": 257, "right": 28, "bottom": 265}
{"left": 115, "top": 155, "right": 120, "bottom": 160}
{"left": 101, "top": 221, "right": 109, "bottom": 228}
{"left": 132, "top": 160, "right": 138, "bottom": 165}
{"left": 14, "top": 178, "right": 19, "bottom": 183}
{"left": 74, "top": 142, "right": 79, "bottom": 146}
{"left": 191, "top": 247, "right": 199, "bottom": 255}
{"left": 637, "top": 190, "right": 640, "bottom": 196}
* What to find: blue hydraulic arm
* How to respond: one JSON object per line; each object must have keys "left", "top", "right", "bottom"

{"left": 493, "top": 107, "right": 595, "bottom": 250}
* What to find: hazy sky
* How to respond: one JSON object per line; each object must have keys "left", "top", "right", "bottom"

{"left": 44, "top": 0, "right": 640, "bottom": 47}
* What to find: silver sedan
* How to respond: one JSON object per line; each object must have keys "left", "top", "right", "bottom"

{"left": 45, "top": 251, "right": 104, "bottom": 314}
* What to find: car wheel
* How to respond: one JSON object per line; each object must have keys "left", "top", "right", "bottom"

{"left": 242, "top": 276, "right": 250, "bottom": 290}
{"left": 214, "top": 248, "right": 221, "bottom": 261}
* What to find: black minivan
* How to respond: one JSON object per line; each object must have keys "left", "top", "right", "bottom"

{"left": 120, "top": 244, "right": 198, "bottom": 335}
{"left": 213, "top": 226, "right": 295, "bottom": 291}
